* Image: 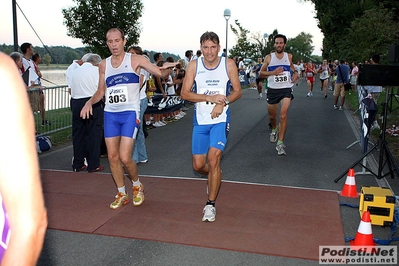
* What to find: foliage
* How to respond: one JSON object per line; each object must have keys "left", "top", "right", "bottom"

{"left": 302, "top": 0, "right": 399, "bottom": 62}
{"left": 286, "top": 32, "right": 315, "bottom": 63}
{"left": 345, "top": 8, "right": 399, "bottom": 63}
{"left": 62, "top": 0, "right": 144, "bottom": 58}
{"left": 42, "top": 54, "right": 51, "bottom": 65}
{"left": 228, "top": 20, "right": 258, "bottom": 60}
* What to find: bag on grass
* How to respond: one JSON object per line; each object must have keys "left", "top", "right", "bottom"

{"left": 36, "top": 136, "right": 52, "bottom": 153}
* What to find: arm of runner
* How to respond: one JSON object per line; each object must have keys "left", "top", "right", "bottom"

{"left": 225, "top": 57, "right": 242, "bottom": 104}
{"left": 289, "top": 54, "right": 298, "bottom": 83}
{"left": 80, "top": 60, "right": 106, "bottom": 119}
{"left": 258, "top": 54, "right": 282, "bottom": 78}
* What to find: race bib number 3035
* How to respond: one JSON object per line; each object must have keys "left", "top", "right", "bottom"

{"left": 107, "top": 86, "right": 128, "bottom": 105}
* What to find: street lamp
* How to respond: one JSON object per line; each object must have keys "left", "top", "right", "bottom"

{"left": 224, "top": 9, "right": 231, "bottom": 57}
{"left": 263, "top": 33, "right": 268, "bottom": 56}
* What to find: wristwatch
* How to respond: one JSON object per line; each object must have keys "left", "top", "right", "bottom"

{"left": 225, "top": 98, "right": 230, "bottom": 105}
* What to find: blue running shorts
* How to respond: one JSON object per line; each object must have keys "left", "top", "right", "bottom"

{"left": 192, "top": 122, "right": 229, "bottom": 154}
{"left": 104, "top": 111, "right": 139, "bottom": 139}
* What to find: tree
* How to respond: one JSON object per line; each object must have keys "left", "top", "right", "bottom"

{"left": 228, "top": 20, "right": 258, "bottom": 60}
{"left": 62, "top": 0, "right": 144, "bottom": 58}
{"left": 286, "top": 32, "right": 314, "bottom": 62}
{"left": 345, "top": 8, "right": 399, "bottom": 63}
{"left": 42, "top": 54, "right": 51, "bottom": 66}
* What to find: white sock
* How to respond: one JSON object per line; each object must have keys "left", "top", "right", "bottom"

{"left": 132, "top": 179, "right": 141, "bottom": 187}
{"left": 118, "top": 186, "right": 126, "bottom": 195}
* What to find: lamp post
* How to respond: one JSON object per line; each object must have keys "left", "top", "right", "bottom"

{"left": 224, "top": 9, "right": 231, "bottom": 57}
{"left": 263, "top": 33, "right": 268, "bottom": 55}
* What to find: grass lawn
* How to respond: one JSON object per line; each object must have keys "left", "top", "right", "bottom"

{"left": 345, "top": 87, "right": 399, "bottom": 162}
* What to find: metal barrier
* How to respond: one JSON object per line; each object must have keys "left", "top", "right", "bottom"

{"left": 28, "top": 85, "right": 72, "bottom": 136}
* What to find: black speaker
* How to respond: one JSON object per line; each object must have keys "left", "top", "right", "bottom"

{"left": 387, "top": 45, "right": 399, "bottom": 63}
{"left": 358, "top": 63, "right": 399, "bottom": 86}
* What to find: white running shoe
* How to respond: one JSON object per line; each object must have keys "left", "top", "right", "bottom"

{"left": 270, "top": 128, "right": 278, "bottom": 143}
{"left": 276, "top": 143, "right": 286, "bottom": 156}
{"left": 202, "top": 205, "right": 216, "bottom": 222}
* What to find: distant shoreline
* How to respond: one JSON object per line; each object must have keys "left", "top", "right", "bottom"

{"left": 39, "top": 64, "right": 68, "bottom": 70}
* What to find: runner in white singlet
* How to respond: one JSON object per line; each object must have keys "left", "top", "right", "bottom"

{"left": 80, "top": 28, "right": 176, "bottom": 210}
{"left": 181, "top": 31, "right": 242, "bottom": 222}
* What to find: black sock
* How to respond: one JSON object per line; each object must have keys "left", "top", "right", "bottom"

{"left": 206, "top": 200, "right": 215, "bottom": 207}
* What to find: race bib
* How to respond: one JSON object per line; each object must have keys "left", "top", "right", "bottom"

{"left": 196, "top": 87, "right": 227, "bottom": 125}
{"left": 106, "top": 86, "right": 128, "bottom": 105}
{"left": 274, "top": 72, "right": 289, "bottom": 83}
{"left": 307, "top": 72, "right": 313, "bottom": 77}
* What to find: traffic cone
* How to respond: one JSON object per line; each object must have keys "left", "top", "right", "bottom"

{"left": 340, "top": 168, "right": 358, "bottom": 198}
{"left": 350, "top": 211, "right": 375, "bottom": 250}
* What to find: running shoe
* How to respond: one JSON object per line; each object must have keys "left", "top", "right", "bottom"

{"left": 270, "top": 127, "right": 278, "bottom": 143}
{"left": 110, "top": 192, "right": 129, "bottom": 210}
{"left": 339, "top": 106, "right": 343, "bottom": 111}
{"left": 202, "top": 205, "right": 216, "bottom": 222}
{"left": 276, "top": 143, "right": 286, "bottom": 156}
{"left": 334, "top": 105, "right": 338, "bottom": 110}
{"left": 133, "top": 183, "right": 145, "bottom": 206}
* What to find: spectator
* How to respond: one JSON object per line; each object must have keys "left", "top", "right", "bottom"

{"left": 191, "top": 50, "right": 202, "bottom": 60}
{"left": 0, "top": 51, "right": 47, "bottom": 265}
{"left": 128, "top": 45, "right": 149, "bottom": 164}
{"left": 183, "top": 50, "right": 193, "bottom": 69}
{"left": 20, "top": 43, "right": 50, "bottom": 126}
{"left": 70, "top": 53, "right": 104, "bottom": 173}
{"left": 151, "top": 53, "right": 168, "bottom": 127}
{"left": 350, "top": 62, "right": 359, "bottom": 91}
{"left": 31, "top": 53, "right": 42, "bottom": 84}
{"left": 333, "top": 59, "right": 350, "bottom": 110}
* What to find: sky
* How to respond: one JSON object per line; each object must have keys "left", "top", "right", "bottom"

{"left": 1, "top": 0, "right": 324, "bottom": 58}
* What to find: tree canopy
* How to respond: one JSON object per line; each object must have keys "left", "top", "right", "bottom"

{"left": 62, "top": 0, "right": 144, "bottom": 58}
{"left": 302, "top": 0, "right": 399, "bottom": 63}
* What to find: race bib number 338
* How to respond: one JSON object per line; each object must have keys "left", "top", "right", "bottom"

{"left": 274, "top": 72, "right": 289, "bottom": 83}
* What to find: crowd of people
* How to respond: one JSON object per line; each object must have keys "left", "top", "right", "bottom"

{"left": 10, "top": 42, "right": 50, "bottom": 126}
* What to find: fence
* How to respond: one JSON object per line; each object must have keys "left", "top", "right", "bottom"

{"left": 28, "top": 85, "right": 72, "bottom": 136}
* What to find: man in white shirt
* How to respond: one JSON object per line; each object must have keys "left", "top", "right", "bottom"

{"left": 70, "top": 54, "right": 104, "bottom": 173}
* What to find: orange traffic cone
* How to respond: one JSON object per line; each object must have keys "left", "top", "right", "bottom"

{"left": 340, "top": 168, "right": 358, "bottom": 198}
{"left": 350, "top": 211, "right": 375, "bottom": 250}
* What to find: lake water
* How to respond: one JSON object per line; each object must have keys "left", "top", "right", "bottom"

{"left": 40, "top": 69, "right": 68, "bottom": 87}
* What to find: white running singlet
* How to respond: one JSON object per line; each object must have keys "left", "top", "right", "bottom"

{"left": 267, "top": 52, "right": 294, "bottom": 89}
{"left": 193, "top": 57, "right": 230, "bottom": 125}
{"left": 104, "top": 53, "right": 140, "bottom": 113}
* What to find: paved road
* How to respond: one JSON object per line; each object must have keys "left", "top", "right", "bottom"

{"left": 37, "top": 79, "right": 399, "bottom": 265}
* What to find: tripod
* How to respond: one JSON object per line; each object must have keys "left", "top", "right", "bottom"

{"left": 335, "top": 88, "right": 399, "bottom": 183}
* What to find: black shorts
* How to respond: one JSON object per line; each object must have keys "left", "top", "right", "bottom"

{"left": 256, "top": 77, "right": 264, "bottom": 84}
{"left": 266, "top": 88, "right": 293, "bottom": 104}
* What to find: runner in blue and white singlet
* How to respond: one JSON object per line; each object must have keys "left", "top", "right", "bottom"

{"left": 104, "top": 52, "right": 140, "bottom": 139}
{"left": 104, "top": 52, "right": 140, "bottom": 113}
{"left": 193, "top": 56, "right": 230, "bottom": 126}
{"left": 267, "top": 52, "right": 294, "bottom": 89}
{"left": 180, "top": 31, "right": 242, "bottom": 222}
{"left": 259, "top": 34, "right": 298, "bottom": 156}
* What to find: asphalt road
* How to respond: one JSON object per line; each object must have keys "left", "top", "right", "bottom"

{"left": 37, "top": 79, "right": 399, "bottom": 265}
